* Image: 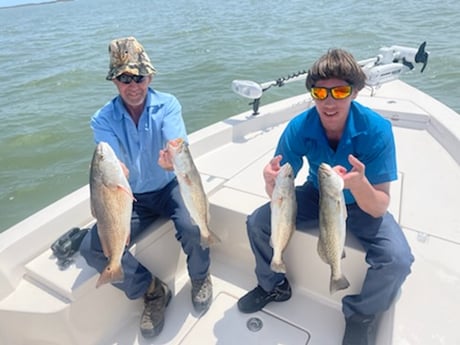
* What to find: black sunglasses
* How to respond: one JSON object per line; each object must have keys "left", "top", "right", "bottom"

{"left": 116, "top": 74, "right": 146, "bottom": 84}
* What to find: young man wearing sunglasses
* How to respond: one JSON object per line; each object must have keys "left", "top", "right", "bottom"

{"left": 237, "top": 49, "right": 414, "bottom": 345}
{"left": 80, "top": 36, "right": 213, "bottom": 339}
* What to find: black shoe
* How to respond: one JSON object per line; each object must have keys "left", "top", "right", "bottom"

{"left": 140, "top": 277, "right": 172, "bottom": 339}
{"left": 342, "top": 314, "right": 377, "bottom": 345}
{"left": 191, "top": 274, "right": 213, "bottom": 313}
{"left": 237, "top": 279, "right": 292, "bottom": 313}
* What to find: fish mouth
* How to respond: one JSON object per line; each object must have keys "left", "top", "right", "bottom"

{"left": 280, "top": 163, "right": 294, "bottom": 177}
{"left": 318, "top": 163, "right": 332, "bottom": 177}
{"left": 96, "top": 142, "right": 110, "bottom": 158}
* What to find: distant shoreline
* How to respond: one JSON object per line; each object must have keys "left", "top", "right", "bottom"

{"left": 0, "top": 0, "right": 72, "bottom": 10}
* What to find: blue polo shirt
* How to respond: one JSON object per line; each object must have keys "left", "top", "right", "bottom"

{"left": 91, "top": 87, "right": 187, "bottom": 193}
{"left": 275, "top": 101, "right": 397, "bottom": 204}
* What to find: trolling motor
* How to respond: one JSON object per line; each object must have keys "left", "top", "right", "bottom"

{"left": 51, "top": 227, "right": 89, "bottom": 269}
{"left": 232, "top": 42, "right": 429, "bottom": 115}
{"left": 360, "top": 41, "right": 429, "bottom": 87}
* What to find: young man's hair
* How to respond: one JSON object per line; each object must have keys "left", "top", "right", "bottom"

{"left": 305, "top": 49, "right": 367, "bottom": 91}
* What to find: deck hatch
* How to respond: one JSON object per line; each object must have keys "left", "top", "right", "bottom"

{"left": 179, "top": 292, "right": 310, "bottom": 344}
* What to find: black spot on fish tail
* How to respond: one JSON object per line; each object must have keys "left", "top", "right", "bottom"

{"left": 96, "top": 264, "right": 124, "bottom": 288}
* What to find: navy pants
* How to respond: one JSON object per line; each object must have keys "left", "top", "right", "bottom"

{"left": 246, "top": 182, "right": 414, "bottom": 317}
{"left": 80, "top": 178, "right": 210, "bottom": 300}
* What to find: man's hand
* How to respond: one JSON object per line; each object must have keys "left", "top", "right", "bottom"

{"left": 333, "top": 154, "right": 365, "bottom": 190}
{"left": 158, "top": 148, "right": 174, "bottom": 171}
{"left": 333, "top": 154, "right": 390, "bottom": 218}
{"left": 264, "top": 155, "right": 282, "bottom": 197}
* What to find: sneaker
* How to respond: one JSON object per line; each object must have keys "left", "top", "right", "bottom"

{"left": 342, "top": 314, "right": 377, "bottom": 345}
{"left": 191, "top": 274, "right": 213, "bottom": 313}
{"left": 237, "top": 279, "right": 292, "bottom": 313}
{"left": 140, "top": 277, "right": 172, "bottom": 339}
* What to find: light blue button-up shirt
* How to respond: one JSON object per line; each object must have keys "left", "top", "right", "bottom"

{"left": 275, "top": 101, "right": 397, "bottom": 204}
{"left": 91, "top": 87, "right": 187, "bottom": 193}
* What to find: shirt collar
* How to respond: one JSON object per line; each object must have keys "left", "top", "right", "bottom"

{"left": 304, "top": 101, "right": 365, "bottom": 142}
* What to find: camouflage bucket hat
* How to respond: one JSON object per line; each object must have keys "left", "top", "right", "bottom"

{"left": 106, "top": 36, "right": 156, "bottom": 80}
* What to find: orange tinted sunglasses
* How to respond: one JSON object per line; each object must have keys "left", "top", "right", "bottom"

{"left": 310, "top": 85, "right": 352, "bottom": 100}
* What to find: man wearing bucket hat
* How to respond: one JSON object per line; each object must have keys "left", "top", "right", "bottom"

{"left": 80, "top": 36, "right": 213, "bottom": 339}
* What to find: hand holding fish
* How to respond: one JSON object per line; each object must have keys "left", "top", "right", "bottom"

{"left": 158, "top": 147, "right": 174, "bottom": 171}
{"left": 264, "top": 155, "right": 283, "bottom": 197}
{"left": 90, "top": 142, "right": 134, "bottom": 288}
{"left": 167, "top": 138, "right": 221, "bottom": 247}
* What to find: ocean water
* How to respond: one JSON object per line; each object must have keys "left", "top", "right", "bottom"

{"left": 1, "top": 0, "right": 459, "bottom": 232}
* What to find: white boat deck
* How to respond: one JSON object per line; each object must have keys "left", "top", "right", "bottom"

{"left": 0, "top": 80, "right": 459, "bottom": 345}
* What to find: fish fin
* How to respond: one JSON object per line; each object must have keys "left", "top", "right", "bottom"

{"left": 206, "top": 200, "right": 211, "bottom": 224}
{"left": 96, "top": 264, "right": 124, "bottom": 288}
{"left": 183, "top": 173, "right": 193, "bottom": 186}
{"left": 200, "top": 229, "right": 221, "bottom": 249}
{"left": 272, "top": 196, "right": 283, "bottom": 207}
{"left": 342, "top": 198, "right": 348, "bottom": 219}
{"left": 90, "top": 203, "right": 96, "bottom": 219}
{"left": 330, "top": 274, "right": 350, "bottom": 294}
{"left": 270, "top": 260, "right": 287, "bottom": 273}
{"left": 117, "top": 184, "right": 136, "bottom": 201}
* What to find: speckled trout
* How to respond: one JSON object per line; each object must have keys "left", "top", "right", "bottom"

{"left": 90, "top": 142, "right": 134, "bottom": 288}
{"left": 317, "top": 163, "right": 350, "bottom": 294}
{"left": 270, "top": 162, "right": 296, "bottom": 273}
{"left": 167, "top": 138, "right": 221, "bottom": 248}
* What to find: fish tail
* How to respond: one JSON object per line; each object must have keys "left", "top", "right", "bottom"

{"left": 96, "top": 264, "right": 124, "bottom": 288}
{"left": 270, "top": 249, "right": 287, "bottom": 273}
{"left": 270, "top": 260, "right": 287, "bottom": 273}
{"left": 200, "top": 229, "right": 221, "bottom": 249}
{"left": 330, "top": 274, "right": 350, "bottom": 294}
